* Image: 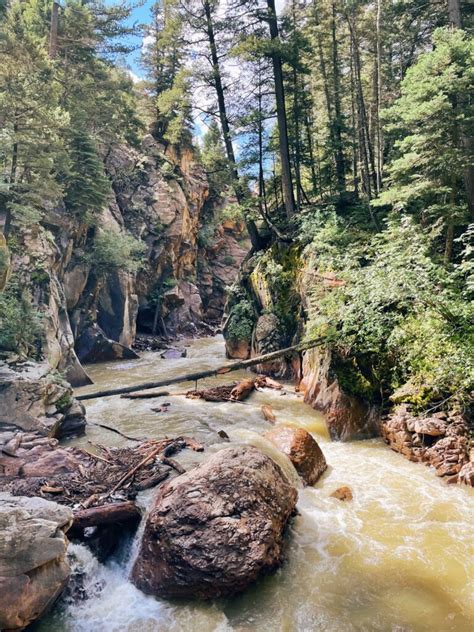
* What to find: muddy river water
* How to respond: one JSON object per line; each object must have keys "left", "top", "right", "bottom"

{"left": 38, "top": 336, "right": 474, "bottom": 632}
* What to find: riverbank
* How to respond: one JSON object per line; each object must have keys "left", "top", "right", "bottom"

{"left": 32, "top": 336, "right": 474, "bottom": 632}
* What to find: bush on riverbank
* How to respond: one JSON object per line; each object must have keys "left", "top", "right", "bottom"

{"left": 302, "top": 213, "right": 474, "bottom": 411}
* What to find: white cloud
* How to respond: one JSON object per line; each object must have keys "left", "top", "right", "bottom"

{"left": 127, "top": 70, "right": 141, "bottom": 84}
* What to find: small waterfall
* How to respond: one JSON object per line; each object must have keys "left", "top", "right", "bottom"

{"left": 228, "top": 428, "right": 303, "bottom": 489}
{"left": 125, "top": 499, "right": 149, "bottom": 577}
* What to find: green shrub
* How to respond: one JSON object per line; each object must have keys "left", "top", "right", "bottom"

{"left": 87, "top": 230, "right": 146, "bottom": 276}
{"left": 0, "top": 276, "right": 43, "bottom": 356}
{"left": 304, "top": 216, "right": 474, "bottom": 408}
{"left": 226, "top": 300, "right": 255, "bottom": 343}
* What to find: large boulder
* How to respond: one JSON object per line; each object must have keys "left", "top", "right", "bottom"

{"left": 264, "top": 426, "right": 327, "bottom": 485}
{"left": 75, "top": 324, "right": 139, "bottom": 364}
{"left": 131, "top": 445, "right": 297, "bottom": 599}
{"left": 0, "top": 363, "right": 86, "bottom": 439}
{"left": 0, "top": 493, "right": 72, "bottom": 630}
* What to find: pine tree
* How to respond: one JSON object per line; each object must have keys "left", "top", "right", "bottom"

{"left": 374, "top": 28, "right": 473, "bottom": 261}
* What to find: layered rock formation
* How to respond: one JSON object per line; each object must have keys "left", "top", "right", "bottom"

{"left": 381, "top": 406, "right": 473, "bottom": 486}
{"left": 0, "top": 363, "right": 86, "bottom": 440}
{"left": 131, "top": 445, "right": 298, "bottom": 599}
{"left": 3, "top": 137, "right": 245, "bottom": 386}
{"left": 0, "top": 493, "right": 72, "bottom": 631}
{"left": 223, "top": 245, "right": 380, "bottom": 441}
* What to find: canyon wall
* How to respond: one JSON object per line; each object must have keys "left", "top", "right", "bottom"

{"left": 4, "top": 136, "right": 246, "bottom": 386}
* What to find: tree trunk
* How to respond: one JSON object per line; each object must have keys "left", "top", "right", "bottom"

{"left": 448, "top": 0, "right": 462, "bottom": 28}
{"left": 375, "top": 0, "right": 383, "bottom": 194}
{"left": 304, "top": 113, "right": 319, "bottom": 197}
{"left": 349, "top": 42, "right": 360, "bottom": 197}
{"left": 203, "top": 1, "right": 262, "bottom": 250}
{"left": 49, "top": 1, "right": 59, "bottom": 59}
{"left": 331, "top": 1, "right": 346, "bottom": 193}
{"left": 348, "top": 14, "right": 378, "bottom": 202}
{"left": 266, "top": 0, "right": 295, "bottom": 217}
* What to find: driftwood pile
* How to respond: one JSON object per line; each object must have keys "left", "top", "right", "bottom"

{"left": 186, "top": 376, "right": 285, "bottom": 403}
{"left": 0, "top": 433, "right": 203, "bottom": 530}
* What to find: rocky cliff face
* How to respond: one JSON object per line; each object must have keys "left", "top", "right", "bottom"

{"left": 223, "top": 244, "right": 380, "bottom": 441}
{"left": 3, "top": 136, "right": 245, "bottom": 386}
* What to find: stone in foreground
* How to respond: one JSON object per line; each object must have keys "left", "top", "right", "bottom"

{"left": 0, "top": 493, "right": 72, "bottom": 630}
{"left": 264, "top": 426, "right": 327, "bottom": 486}
{"left": 131, "top": 445, "right": 297, "bottom": 599}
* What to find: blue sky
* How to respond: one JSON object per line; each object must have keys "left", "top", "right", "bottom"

{"left": 121, "top": 0, "right": 286, "bottom": 78}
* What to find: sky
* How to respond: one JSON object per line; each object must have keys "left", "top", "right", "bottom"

{"left": 123, "top": 0, "right": 286, "bottom": 79}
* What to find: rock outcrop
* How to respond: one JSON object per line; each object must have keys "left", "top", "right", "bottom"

{"left": 381, "top": 406, "right": 472, "bottom": 486}
{"left": 0, "top": 493, "right": 72, "bottom": 631}
{"left": 264, "top": 426, "right": 327, "bottom": 485}
{"left": 300, "top": 347, "right": 380, "bottom": 441}
{"left": 131, "top": 445, "right": 298, "bottom": 599}
{"left": 3, "top": 136, "right": 244, "bottom": 385}
{"left": 0, "top": 363, "right": 86, "bottom": 439}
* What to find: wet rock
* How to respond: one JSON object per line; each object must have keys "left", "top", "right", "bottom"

{"left": 20, "top": 448, "right": 83, "bottom": 478}
{"left": 381, "top": 406, "right": 471, "bottom": 485}
{"left": 330, "top": 486, "right": 353, "bottom": 501}
{"left": 264, "top": 426, "right": 327, "bottom": 485}
{"left": 160, "top": 347, "right": 187, "bottom": 359}
{"left": 131, "top": 445, "right": 298, "bottom": 599}
{"left": 225, "top": 338, "right": 251, "bottom": 360}
{"left": 75, "top": 324, "right": 139, "bottom": 364}
{"left": 300, "top": 347, "right": 380, "bottom": 441}
{"left": 0, "top": 493, "right": 72, "bottom": 630}
{"left": 0, "top": 363, "right": 86, "bottom": 439}
{"left": 458, "top": 462, "right": 474, "bottom": 486}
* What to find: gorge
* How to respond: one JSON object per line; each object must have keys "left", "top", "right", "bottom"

{"left": 1, "top": 0, "right": 473, "bottom": 631}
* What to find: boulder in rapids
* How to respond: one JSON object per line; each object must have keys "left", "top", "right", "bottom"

{"left": 0, "top": 493, "right": 72, "bottom": 630}
{"left": 131, "top": 445, "right": 297, "bottom": 599}
{"left": 75, "top": 324, "right": 139, "bottom": 363}
{"left": 264, "top": 426, "right": 327, "bottom": 486}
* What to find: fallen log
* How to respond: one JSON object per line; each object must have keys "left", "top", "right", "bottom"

{"left": 76, "top": 336, "right": 329, "bottom": 401}
{"left": 261, "top": 405, "right": 276, "bottom": 423}
{"left": 121, "top": 390, "right": 170, "bottom": 400}
{"left": 72, "top": 501, "right": 141, "bottom": 530}
{"left": 135, "top": 470, "right": 170, "bottom": 491}
{"left": 89, "top": 422, "right": 142, "bottom": 442}
{"left": 186, "top": 384, "right": 235, "bottom": 402}
{"left": 255, "top": 376, "right": 284, "bottom": 390}
{"left": 230, "top": 378, "right": 256, "bottom": 401}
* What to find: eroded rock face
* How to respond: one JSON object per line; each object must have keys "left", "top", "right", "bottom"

{"left": 131, "top": 445, "right": 297, "bottom": 599}
{"left": 0, "top": 493, "right": 72, "bottom": 631}
{"left": 381, "top": 407, "right": 472, "bottom": 486}
{"left": 300, "top": 347, "right": 380, "bottom": 441}
{"left": 264, "top": 426, "right": 327, "bottom": 486}
{"left": 0, "top": 363, "right": 86, "bottom": 439}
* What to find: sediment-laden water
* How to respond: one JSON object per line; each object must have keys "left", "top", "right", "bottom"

{"left": 37, "top": 336, "right": 474, "bottom": 632}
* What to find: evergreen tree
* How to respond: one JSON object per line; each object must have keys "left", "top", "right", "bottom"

{"left": 142, "top": 0, "right": 192, "bottom": 145}
{"left": 374, "top": 28, "right": 473, "bottom": 261}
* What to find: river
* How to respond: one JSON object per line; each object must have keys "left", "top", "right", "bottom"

{"left": 37, "top": 336, "right": 474, "bottom": 632}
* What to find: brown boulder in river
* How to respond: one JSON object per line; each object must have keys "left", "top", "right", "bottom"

{"left": 131, "top": 445, "right": 297, "bottom": 599}
{"left": 264, "top": 426, "right": 327, "bottom": 486}
{"left": 0, "top": 493, "right": 72, "bottom": 630}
